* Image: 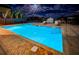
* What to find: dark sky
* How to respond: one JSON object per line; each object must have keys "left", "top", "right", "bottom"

{"left": 8, "top": 4, "right": 79, "bottom": 18}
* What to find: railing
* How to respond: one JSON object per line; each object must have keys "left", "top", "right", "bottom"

{"left": 0, "top": 18, "right": 27, "bottom": 25}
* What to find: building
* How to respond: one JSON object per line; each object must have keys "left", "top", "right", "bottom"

{"left": 46, "top": 17, "right": 54, "bottom": 23}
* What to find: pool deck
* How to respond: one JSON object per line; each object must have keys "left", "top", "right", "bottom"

{"left": 63, "top": 24, "right": 79, "bottom": 54}
{"left": 0, "top": 23, "right": 79, "bottom": 55}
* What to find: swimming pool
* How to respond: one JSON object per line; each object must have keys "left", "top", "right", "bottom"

{"left": 3, "top": 24, "right": 63, "bottom": 52}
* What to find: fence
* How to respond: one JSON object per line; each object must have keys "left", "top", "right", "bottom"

{"left": 0, "top": 18, "right": 27, "bottom": 25}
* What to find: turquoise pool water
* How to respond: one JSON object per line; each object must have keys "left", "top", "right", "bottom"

{"left": 3, "top": 24, "right": 63, "bottom": 52}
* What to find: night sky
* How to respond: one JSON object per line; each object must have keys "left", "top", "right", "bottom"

{"left": 8, "top": 4, "right": 79, "bottom": 18}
